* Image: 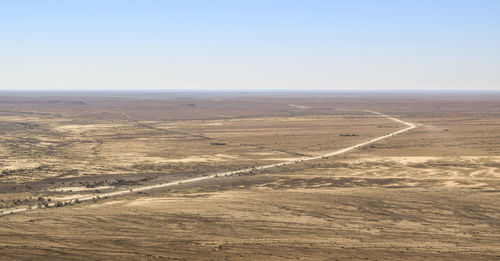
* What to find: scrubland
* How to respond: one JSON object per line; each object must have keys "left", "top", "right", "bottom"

{"left": 0, "top": 92, "right": 499, "bottom": 260}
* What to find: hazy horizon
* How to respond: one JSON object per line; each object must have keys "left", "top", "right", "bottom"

{"left": 1, "top": 0, "right": 499, "bottom": 91}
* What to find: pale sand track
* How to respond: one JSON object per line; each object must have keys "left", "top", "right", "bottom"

{"left": 0, "top": 111, "right": 416, "bottom": 216}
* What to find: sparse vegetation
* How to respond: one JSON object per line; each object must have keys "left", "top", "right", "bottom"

{"left": 0, "top": 93, "right": 499, "bottom": 260}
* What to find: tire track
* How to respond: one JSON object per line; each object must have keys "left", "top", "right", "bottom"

{"left": 1, "top": 111, "right": 416, "bottom": 216}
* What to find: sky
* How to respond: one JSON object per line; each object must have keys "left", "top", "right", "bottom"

{"left": 1, "top": 0, "right": 499, "bottom": 91}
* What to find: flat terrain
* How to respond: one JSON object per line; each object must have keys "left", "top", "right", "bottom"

{"left": 0, "top": 92, "right": 499, "bottom": 260}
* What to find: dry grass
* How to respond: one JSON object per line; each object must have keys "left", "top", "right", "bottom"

{"left": 0, "top": 92, "right": 499, "bottom": 260}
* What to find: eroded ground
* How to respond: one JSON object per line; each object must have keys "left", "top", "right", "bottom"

{"left": 0, "top": 92, "right": 499, "bottom": 260}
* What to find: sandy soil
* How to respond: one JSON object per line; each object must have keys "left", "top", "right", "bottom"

{"left": 0, "top": 92, "right": 499, "bottom": 260}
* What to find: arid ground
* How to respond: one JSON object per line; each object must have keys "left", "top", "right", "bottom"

{"left": 0, "top": 92, "right": 499, "bottom": 260}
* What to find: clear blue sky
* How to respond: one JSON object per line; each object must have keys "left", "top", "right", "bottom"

{"left": 1, "top": 0, "right": 499, "bottom": 90}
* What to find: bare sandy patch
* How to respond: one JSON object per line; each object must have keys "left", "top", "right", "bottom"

{"left": 203, "top": 122, "right": 223, "bottom": 126}
{"left": 289, "top": 104, "right": 310, "bottom": 109}
{"left": 1, "top": 160, "right": 41, "bottom": 171}
{"left": 266, "top": 157, "right": 301, "bottom": 161}
{"left": 48, "top": 186, "right": 112, "bottom": 193}
{"left": 102, "top": 200, "right": 125, "bottom": 206}
{"left": 125, "top": 197, "right": 182, "bottom": 207}
{"left": 162, "top": 154, "right": 239, "bottom": 163}
{"left": 350, "top": 156, "right": 441, "bottom": 164}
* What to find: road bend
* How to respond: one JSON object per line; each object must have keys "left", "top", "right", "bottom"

{"left": 1, "top": 111, "right": 417, "bottom": 216}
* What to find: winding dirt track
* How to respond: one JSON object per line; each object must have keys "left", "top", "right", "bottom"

{"left": 1, "top": 111, "right": 416, "bottom": 216}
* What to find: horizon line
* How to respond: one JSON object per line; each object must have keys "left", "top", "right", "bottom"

{"left": 0, "top": 89, "right": 499, "bottom": 93}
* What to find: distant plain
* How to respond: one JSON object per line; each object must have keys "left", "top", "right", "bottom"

{"left": 0, "top": 92, "right": 499, "bottom": 260}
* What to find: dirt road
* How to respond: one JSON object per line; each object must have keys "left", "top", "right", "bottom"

{"left": 0, "top": 111, "right": 416, "bottom": 216}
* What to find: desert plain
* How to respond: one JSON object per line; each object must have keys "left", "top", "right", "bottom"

{"left": 0, "top": 91, "right": 499, "bottom": 260}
